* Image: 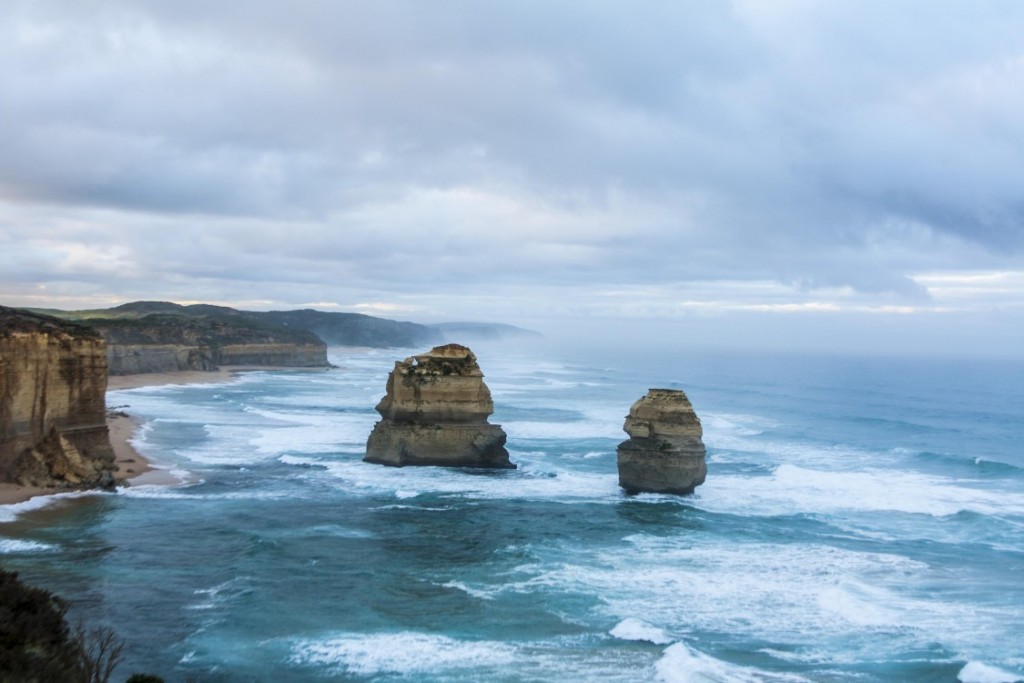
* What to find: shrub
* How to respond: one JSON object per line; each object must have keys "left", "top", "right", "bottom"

{"left": 0, "top": 568, "right": 127, "bottom": 683}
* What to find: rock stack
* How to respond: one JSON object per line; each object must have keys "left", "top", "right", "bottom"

{"left": 364, "top": 344, "right": 514, "bottom": 468}
{"left": 0, "top": 306, "right": 117, "bottom": 489}
{"left": 616, "top": 388, "right": 706, "bottom": 495}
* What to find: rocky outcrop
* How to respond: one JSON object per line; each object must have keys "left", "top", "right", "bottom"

{"left": 217, "top": 343, "right": 328, "bottom": 367}
{"left": 616, "top": 388, "right": 706, "bottom": 495}
{"left": 0, "top": 306, "right": 116, "bottom": 489}
{"left": 364, "top": 344, "right": 514, "bottom": 468}
{"left": 105, "top": 344, "right": 218, "bottom": 374}
{"left": 89, "top": 314, "right": 329, "bottom": 375}
{"left": 104, "top": 341, "right": 327, "bottom": 374}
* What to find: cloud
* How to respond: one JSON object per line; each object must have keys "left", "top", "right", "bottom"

{"left": 1, "top": 0, "right": 1023, "bottom": 354}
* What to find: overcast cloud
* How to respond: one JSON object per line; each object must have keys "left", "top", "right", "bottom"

{"left": 1, "top": 1, "right": 1022, "bottom": 355}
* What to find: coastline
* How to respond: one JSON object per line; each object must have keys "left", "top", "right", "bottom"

{"left": 107, "top": 367, "right": 237, "bottom": 390}
{"left": 0, "top": 413, "right": 174, "bottom": 507}
{"left": 0, "top": 369, "right": 239, "bottom": 508}
{"left": 2, "top": 365, "right": 333, "bottom": 510}
{"left": 106, "top": 364, "right": 331, "bottom": 391}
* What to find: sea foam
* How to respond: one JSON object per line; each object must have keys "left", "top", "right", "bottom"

{"left": 958, "top": 661, "right": 1024, "bottom": 683}
{"left": 609, "top": 618, "right": 672, "bottom": 645}
{"left": 317, "top": 457, "right": 621, "bottom": 503}
{"left": 0, "top": 490, "right": 95, "bottom": 522}
{"left": 290, "top": 632, "right": 517, "bottom": 675}
{"left": 655, "top": 642, "right": 810, "bottom": 682}
{"left": 694, "top": 464, "right": 1024, "bottom": 518}
{"left": 0, "top": 538, "right": 58, "bottom": 554}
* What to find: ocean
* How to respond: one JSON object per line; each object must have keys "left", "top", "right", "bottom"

{"left": 2, "top": 345, "right": 1023, "bottom": 682}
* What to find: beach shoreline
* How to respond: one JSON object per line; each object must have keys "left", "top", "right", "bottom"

{"left": 0, "top": 412, "right": 175, "bottom": 507}
{"left": 2, "top": 365, "right": 336, "bottom": 509}
{"left": 0, "top": 369, "right": 243, "bottom": 507}
{"left": 106, "top": 367, "right": 238, "bottom": 390}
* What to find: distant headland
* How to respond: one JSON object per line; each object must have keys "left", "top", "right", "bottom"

{"left": 23, "top": 301, "right": 541, "bottom": 376}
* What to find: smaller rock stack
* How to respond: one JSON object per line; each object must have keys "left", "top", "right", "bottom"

{"left": 364, "top": 344, "right": 514, "bottom": 468}
{"left": 616, "top": 388, "right": 707, "bottom": 495}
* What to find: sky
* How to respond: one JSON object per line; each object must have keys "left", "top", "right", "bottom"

{"left": 1, "top": 1, "right": 1023, "bottom": 356}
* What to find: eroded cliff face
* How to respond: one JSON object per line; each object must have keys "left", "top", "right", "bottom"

{"left": 92, "top": 315, "right": 329, "bottom": 375}
{"left": 365, "top": 344, "right": 513, "bottom": 468}
{"left": 106, "top": 344, "right": 218, "bottom": 374}
{"left": 0, "top": 307, "right": 116, "bottom": 489}
{"left": 217, "top": 343, "right": 327, "bottom": 367}
{"left": 616, "top": 388, "right": 706, "bottom": 495}
{"left": 106, "top": 342, "right": 327, "bottom": 374}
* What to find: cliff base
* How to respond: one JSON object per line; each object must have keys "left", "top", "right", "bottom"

{"left": 617, "top": 388, "right": 706, "bottom": 495}
{"left": 364, "top": 344, "right": 514, "bottom": 469}
{"left": 364, "top": 422, "right": 511, "bottom": 468}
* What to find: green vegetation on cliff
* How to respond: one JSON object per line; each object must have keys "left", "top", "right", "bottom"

{"left": 252, "top": 308, "right": 441, "bottom": 348}
{"left": 15, "top": 302, "right": 541, "bottom": 377}
{"left": 38, "top": 301, "right": 442, "bottom": 349}
{"left": 0, "top": 305, "right": 102, "bottom": 340}
{"left": 88, "top": 313, "right": 321, "bottom": 347}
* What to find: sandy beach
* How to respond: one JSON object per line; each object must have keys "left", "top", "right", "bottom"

{"left": 1, "top": 366, "right": 335, "bottom": 508}
{"left": 0, "top": 369, "right": 238, "bottom": 507}
{"left": 0, "top": 413, "right": 176, "bottom": 507}
{"left": 107, "top": 367, "right": 237, "bottom": 390}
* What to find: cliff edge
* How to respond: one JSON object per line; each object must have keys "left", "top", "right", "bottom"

{"left": 88, "top": 313, "right": 329, "bottom": 375}
{"left": 364, "top": 344, "right": 514, "bottom": 468}
{"left": 0, "top": 306, "right": 116, "bottom": 489}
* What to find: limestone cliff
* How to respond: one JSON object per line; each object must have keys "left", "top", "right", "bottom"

{"left": 0, "top": 306, "right": 116, "bottom": 489}
{"left": 364, "top": 344, "right": 513, "bottom": 468}
{"left": 89, "top": 314, "right": 329, "bottom": 374}
{"left": 616, "top": 388, "right": 707, "bottom": 495}
{"left": 104, "top": 344, "right": 218, "bottom": 374}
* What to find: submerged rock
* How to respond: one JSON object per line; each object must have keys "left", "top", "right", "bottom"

{"left": 616, "top": 388, "right": 706, "bottom": 495}
{"left": 364, "top": 344, "right": 514, "bottom": 468}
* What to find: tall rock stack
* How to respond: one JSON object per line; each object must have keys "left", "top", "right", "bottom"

{"left": 364, "top": 344, "right": 514, "bottom": 468}
{"left": 616, "top": 388, "right": 707, "bottom": 495}
{"left": 0, "top": 306, "right": 117, "bottom": 489}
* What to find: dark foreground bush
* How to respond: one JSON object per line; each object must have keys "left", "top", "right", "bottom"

{"left": 0, "top": 568, "right": 129, "bottom": 683}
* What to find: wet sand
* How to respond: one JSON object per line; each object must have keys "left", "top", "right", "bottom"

{"left": 107, "top": 368, "right": 236, "bottom": 390}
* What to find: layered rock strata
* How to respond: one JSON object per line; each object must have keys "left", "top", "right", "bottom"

{"left": 616, "top": 388, "right": 707, "bottom": 495}
{"left": 0, "top": 306, "right": 116, "bottom": 489}
{"left": 364, "top": 344, "right": 513, "bottom": 468}
{"left": 91, "top": 315, "right": 329, "bottom": 374}
{"left": 104, "top": 344, "right": 218, "bottom": 375}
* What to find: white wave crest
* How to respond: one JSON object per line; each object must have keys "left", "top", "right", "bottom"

{"left": 319, "top": 458, "right": 620, "bottom": 503}
{"left": 291, "top": 632, "right": 517, "bottom": 675}
{"left": 0, "top": 490, "right": 95, "bottom": 522}
{"left": 441, "top": 580, "right": 498, "bottom": 601}
{"left": 610, "top": 618, "right": 672, "bottom": 645}
{"left": 958, "top": 661, "right": 1024, "bottom": 683}
{"left": 656, "top": 642, "right": 810, "bottom": 682}
{"left": 0, "top": 538, "right": 58, "bottom": 554}
{"left": 696, "top": 464, "right": 1024, "bottom": 517}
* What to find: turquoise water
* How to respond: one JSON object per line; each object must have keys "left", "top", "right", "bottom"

{"left": 2, "top": 347, "right": 1023, "bottom": 682}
